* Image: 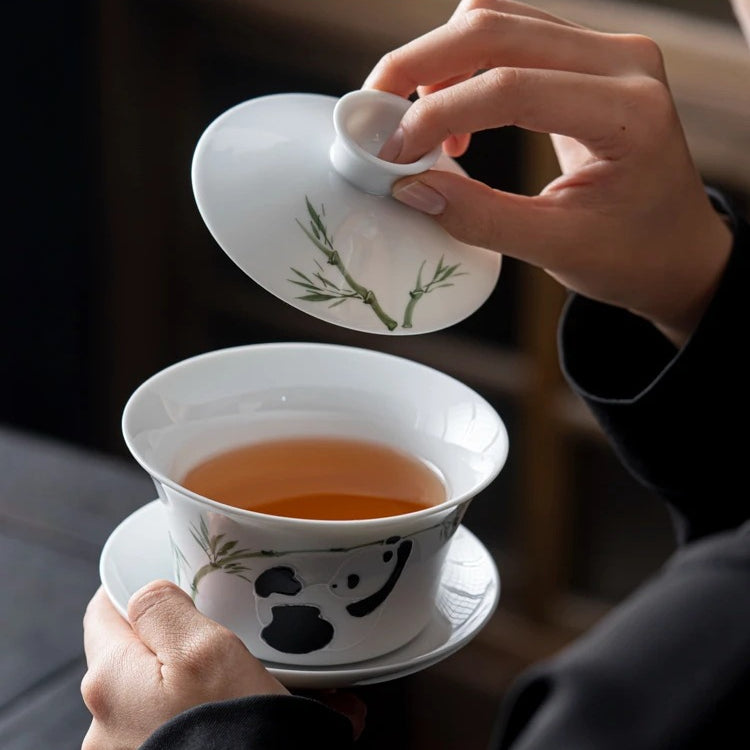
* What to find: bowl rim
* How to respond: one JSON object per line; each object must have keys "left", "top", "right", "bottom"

{"left": 121, "top": 341, "right": 509, "bottom": 529}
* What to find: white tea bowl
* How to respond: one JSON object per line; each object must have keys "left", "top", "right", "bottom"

{"left": 121, "top": 343, "right": 508, "bottom": 666}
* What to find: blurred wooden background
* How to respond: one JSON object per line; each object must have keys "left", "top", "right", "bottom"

{"left": 5, "top": 1, "right": 750, "bottom": 747}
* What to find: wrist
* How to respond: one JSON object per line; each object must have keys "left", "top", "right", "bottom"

{"left": 650, "top": 201, "right": 734, "bottom": 348}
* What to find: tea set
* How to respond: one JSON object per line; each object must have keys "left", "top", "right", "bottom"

{"left": 99, "top": 88, "right": 508, "bottom": 686}
{"left": 101, "top": 500, "right": 498, "bottom": 688}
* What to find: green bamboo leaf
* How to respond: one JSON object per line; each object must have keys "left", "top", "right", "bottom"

{"left": 288, "top": 279, "right": 322, "bottom": 292}
{"left": 299, "top": 293, "right": 337, "bottom": 302}
{"left": 430, "top": 255, "right": 446, "bottom": 278}
{"left": 438, "top": 263, "right": 462, "bottom": 281}
{"left": 287, "top": 279, "right": 325, "bottom": 292}
{"left": 414, "top": 260, "right": 426, "bottom": 290}
{"left": 220, "top": 561, "right": 250, "bottom": 572}
{"left": 433, "top": 267, "right": 454, "bottom": 282}
{"left": 313, "top": 272, "right": 341, "bottom": 290}
{"left": 201, "top": 520, "right": 213, "bottom": 553}
{"left": 190, "top": 562, "right": 217, "bottom": 598}
{"left": 216, "top": 540, "right": 238, "bottom": 557}
{"left": 329, "top": 298, "right": 348, "bottom": 308}
{"left": 290, "top": 267, "right": 316, "bottom": 285}
{"left": 170, "top": 535, "right": 188, "bottom": 567}
{"left": 208, "top": 532, "right": 225, "bottom": 556}
{"left": 296, "top": 220, "right": 335, "bottom": 258}
{"left": 190, "top": 528, "right": 210, "bottom": 555}
{"left": 305, "top": 196, "right": 327, "bottom": 237}
{"left": 220, "top": 549, "right": 263, "bottom": 563}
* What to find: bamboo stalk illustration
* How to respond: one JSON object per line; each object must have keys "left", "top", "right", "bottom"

{"left": 290, "top": 197, "right": 398, "bottom": 331}
{"left": 402, "top": 256, "right": 467, "bottom": 329}
{"left": 188, "top": 516, "right": 262, "bottom": 598}
{"left": 184, "top": 509, "right": 462, "bottom": 599}
{"left": 289, "top": 196, "right": 468, "bottom": 331}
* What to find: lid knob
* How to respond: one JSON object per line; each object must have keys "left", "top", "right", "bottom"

{"left": 330, "top": 90, "right": 442, "bottom": 196}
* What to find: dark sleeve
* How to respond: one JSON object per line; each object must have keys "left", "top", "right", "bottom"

{"left": 490, "top": 523, "right": 750, "bottom": 750}
{"left": 490, "top": 192, "right": 750, "bottom": 749}
{"left": 138, "top": 694, "right": 355, "bottom": 750}
{"left": 558, "top": 190, "right": 750, "bottom": 544}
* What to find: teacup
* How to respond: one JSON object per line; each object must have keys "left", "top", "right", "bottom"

{"left": 121, "top": 342, "right": 508, "bottom": 666}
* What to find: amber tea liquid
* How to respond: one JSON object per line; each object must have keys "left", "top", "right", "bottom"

{"left": 180, "top": 436, "right": 446, "bottom": 520}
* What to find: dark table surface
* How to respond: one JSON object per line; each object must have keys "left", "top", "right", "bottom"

{"left": 0, "top": 424, "right": 154, "bottom": 749}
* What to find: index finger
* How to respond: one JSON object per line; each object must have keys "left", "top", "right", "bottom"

{"left": 449, "top": 0, "right": 581, "bottom": 27}
{"left": 83, "top": 586, "right": 140, "bottom": 667}
{"left": 386, "top": 67, "right": 661, "bottom": 164}
{"left": 365, "top": 11, "right": 660, "bottom": 100}
{"left": 365, "top": 0, "right": 581, "bottom": 96}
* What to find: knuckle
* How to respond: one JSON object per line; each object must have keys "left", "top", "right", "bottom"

{"left": 371, "top": 49, "right": 412, "bottom": 88}
{"left": 618, "top": 33, "right": 666, "bottom": 78}
{"left": 458, "top": 8, "right": 505, "bottom": 36}
{"left": 127, "top": 579, "right": 179, "bottom": 625}
{"left": 80, "top": 668, "right": 110, "bottom": 719}
{"left": 405, "top": 95, "right": 447, "bottom": 138}
{"left": 82, "top": 590, "right": 101, "bottom": 630}
{"left": 626, "top": 76, "right": 672, "bottom": 120}
{"left": 456, "top": 0, "right": 514, "bottom": 15}
{"left": 454, "top": 0, "right": 486, "bottom": 12}
{"left": 374, "top": 49, "right": 398, "bottom": 73}
{"left": 616, "top": 76, "right": 676, "bottom": 143}
{"left": 80, "top": 728, "right": 99, "bottom": 750}
{"left": 177, "top": 624, "right": 242, "bottom": 677}
{"left": 484, "top": 66, "right": 521, "bottom": 100}
{"left": 80, "top": 643, "right": 134, "bottom": 719}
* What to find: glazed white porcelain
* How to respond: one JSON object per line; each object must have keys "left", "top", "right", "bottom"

{"left": 121, "top": 343, "right": 508, "bottom": 666}
{"left": 191, "top": 90, "right": 502, "bottom": 335}
{"left": 100, "top": 500, "right": 501, "bottom": 688}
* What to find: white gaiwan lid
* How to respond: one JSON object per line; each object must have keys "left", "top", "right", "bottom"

{"left": 191, "top": 90, "right": 502, "bottom": 335}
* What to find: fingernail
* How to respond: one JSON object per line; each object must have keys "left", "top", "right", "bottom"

{"left": 378, "top": 127, "right": 404, "bottom": 163}
{"left": 393, "top": 180, "right": 447, "bottom": 215}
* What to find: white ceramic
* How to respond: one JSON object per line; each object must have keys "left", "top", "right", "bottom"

{"left": 100, "top": 500, "right": 501, "bottom": 688}
{"left": 191, "top": 90, "right": 502, "bottom": 335}
{"left": 121, "top": 342, "right": 508, "bottom": 666}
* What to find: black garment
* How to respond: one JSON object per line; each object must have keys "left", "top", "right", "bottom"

{"left": 141, "top": 193, "right": 750, "bottom": 749}
{"left": 139, "top": 695, "right": 354, "bottom": 749}
{"left": 488, "top": 191, "right": 750, "bottom": 750}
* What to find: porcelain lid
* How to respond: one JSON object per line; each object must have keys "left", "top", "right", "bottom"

{"left": 191, "top": 90, "right": 501, "bottom": 335}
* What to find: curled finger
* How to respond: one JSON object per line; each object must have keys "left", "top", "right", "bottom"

{"left": 381, "top": 68, "right": 671, "bottom": 164}
{"left": 365, "top": 8, "right": 664, "bottom": 98}
{"left": 449, "top": 0, "right": 582, "bottom": 27}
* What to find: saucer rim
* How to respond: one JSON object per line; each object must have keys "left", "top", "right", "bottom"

{"left": 99, "top": 500, "right": 500, "bottom": 688}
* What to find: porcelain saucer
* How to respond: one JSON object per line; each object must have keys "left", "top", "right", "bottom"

{"left": 100, "top": 500, "right": 501, "bottom": 688}
{"left": 191, "top": 91, "right": 502, "bottom": 336}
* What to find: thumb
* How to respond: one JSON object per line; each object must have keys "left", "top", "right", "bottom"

{"left": 392, "top": 169, "right": 568, "bottom": 268}
{"left": 127, "top": 579, "right": 219, "bottom": 662}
